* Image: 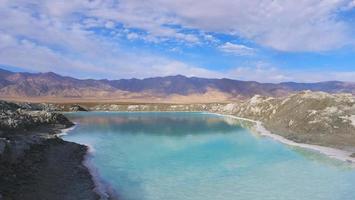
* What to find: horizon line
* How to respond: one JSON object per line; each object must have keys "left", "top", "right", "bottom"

{"left": 0, "top": 67, "right": 353, "bottom": 85}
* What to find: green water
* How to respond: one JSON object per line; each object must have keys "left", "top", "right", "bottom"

{"left": 63, "top": 112, "right": 355, "bottom": 200}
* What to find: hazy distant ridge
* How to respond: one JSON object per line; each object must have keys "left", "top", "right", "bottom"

{"left": 0, "top": 68, "right": 354, "bottom": 101}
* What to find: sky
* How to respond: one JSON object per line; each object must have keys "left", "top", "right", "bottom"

{"left": 0, "top": 0, "right": 355, "bottom": 83}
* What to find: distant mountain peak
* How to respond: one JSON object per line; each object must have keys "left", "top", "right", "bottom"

{"left": 169, "top": 74, "right": 188, "bottom": 78}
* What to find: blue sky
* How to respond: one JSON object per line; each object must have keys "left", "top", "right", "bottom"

{"left": 0, "top": 0, "right": 355, "bottom": 82}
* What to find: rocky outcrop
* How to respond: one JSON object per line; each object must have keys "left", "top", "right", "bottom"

{"left": 17, "top": 102, "right": 61, "bottom": 112}
{"left": 0, "top": 100, "right": 74, "bottom": 163}
{"left": 0, "top": 100, "right": 74, "bottom": 164}
{"left": 0, "top": 100, "right": 20, "bottom": 111}
{"left": 0, "top": 110, "right": 73, "bottom": 131}
{"left": 215, "top": 92, "right": 355, "bottom": 150}
{"left": 0, "top": 100, "right": 101, "bottom": 200}
{"left": 69, "top": 104, "right": 88, "bottom": 112}
{"left": 222, "top": 91, "right": 355, "bottom": 150}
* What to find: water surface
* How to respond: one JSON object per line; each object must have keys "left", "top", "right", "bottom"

{"left": 64, "top": 112, "right": 355, "bottom": 200}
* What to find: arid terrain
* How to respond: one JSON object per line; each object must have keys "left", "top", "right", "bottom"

{"left": 1, "top": 68, "right": 355, "bottom": 104}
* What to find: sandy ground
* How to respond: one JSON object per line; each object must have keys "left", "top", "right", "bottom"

{"left": 0, "top": 89, "right": 238, "bottom": 104}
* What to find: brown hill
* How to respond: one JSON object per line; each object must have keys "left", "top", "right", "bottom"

{"left": 0, "top": 68, "right": 354, "bottom": 103}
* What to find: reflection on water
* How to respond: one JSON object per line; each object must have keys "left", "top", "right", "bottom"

{"left": 64, "top": 112, "right": 355, "bottom": 200}
{"left": 66, "top": 112, "right": 243, "bottom": 136}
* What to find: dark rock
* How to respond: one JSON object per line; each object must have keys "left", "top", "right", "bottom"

{"left": 69, "top": 104, "right": 88, "bottom": 112}
{"left": 0, "top": 100, "right": 101, "bottom": 200}
{"left": 0, "top": 138, "right": 100, "bottom": 200}
{"left": 0, "top": 100, "right": 20, "bottom": 112}
{"left": 0, "top": 109, "right": 73, "bottom": 131}
{"left": 0, "top": 138, "right": 7, "bottom": 155}
{"left": 17, "top": 102, "right": 61, "bottom": 112}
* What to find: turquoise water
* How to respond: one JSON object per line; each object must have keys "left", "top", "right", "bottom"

{"left": 63, "top": 112, "right": 355, "bottom": 200}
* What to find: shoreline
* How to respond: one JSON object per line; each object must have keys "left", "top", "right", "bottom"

{"left": 59, "top": 123, "right": 118, "bottom": 200}
{"left": 215, "top": 113, "right": 355, "bottom": 166}
{"left": 83, "top": 147, "right": 115, "bottom": 200}
{"left": 65, "top": 111, "right": 355, "bottom": 166}
{"left": 0, "top": 136, "right": 101, "bottom": 200}
{"left": 55, "top": 124, "right": 77, "bottom": 137}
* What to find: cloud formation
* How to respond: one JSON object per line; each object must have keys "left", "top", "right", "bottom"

{"left": 3, "top": 0, "right": 353, "bottom": 51}
{"left": 0, "top": 0, "right": 211, "bottom": 79}
{"left": 0, "top": 0, "right": 354, "bottom": 82}
{"left": 46, "top": 0, "right": 352, "bottom": 52}
{"left": 226, "top": 63, "right": 355, "bottom": 83}
{"left": 219, "top": 42, "right": 255, "bottom": 56}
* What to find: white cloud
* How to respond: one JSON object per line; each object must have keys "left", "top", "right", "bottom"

{"left": 226, "top": 62, "right": 291, "bottom": 83}
{"left": 226, "top": 62, "right": 355, "bottom": 83}
{"left": 149, "top": 61, "right": 222, "bottom": 78}
{"left": 202, "top": 33, "right": 219, "bottom": 44}
{"left": 0, "top": 31, "right": 219, "bottom": 79}
{"left": 1, "top": 30, "right": 354, "bottom": 82}
{"left": 219, "top": 42, "right": 255, "bottom": 56}
{"left": 0, "top": 1, "right": 209, "bottom": 79}
{"left": 344, "top": 0, "right": 355, "bottom": 9}
{"left": 2, "top": 0, "right": 354, "bottom": 49}
{"left": 0, "top": 32, "right": 111, "bottom": 77}
{"left": 126, "top": 32, "right": 140, "bottom": 40}
{"left": 3, "top": 0, "right": 351, "bottom": 52}
{"left": 0, "top": 0, "right": 354, "bottom": 83}
{"left": 62, "top": 0, "right": 353, "bottom": 52}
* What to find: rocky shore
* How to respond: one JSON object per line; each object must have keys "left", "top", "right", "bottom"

{"left": 226, "top": 91, "right": 355, "bottom": 151}
{"left": 0, "top": 101, "right": 101, "bottom": 200}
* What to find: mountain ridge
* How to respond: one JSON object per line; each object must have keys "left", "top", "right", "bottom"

{"left": 0, "top": 68, "right": 354, "bottom": 103}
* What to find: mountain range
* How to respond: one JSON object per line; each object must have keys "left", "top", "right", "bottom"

{"left": 0, "top": 68, "right": 354, "bottom": 103}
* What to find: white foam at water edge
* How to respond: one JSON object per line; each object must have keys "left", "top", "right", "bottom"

{"left": 86, "top": 144, "right": 96, "bottom": 153}
{"left": 83, "top": 144, "right": 118, "bottom": 200}
{"left": 209, "top": 112, "right": 355, "bottom": 166}
{"left": 59, "top": 124, "right": 115, "bottom": 199}
{"left": 58, "top": 122, "right": 117, "bottom": 199}
{"left": 56, "top": 122, "right": 78, "bottom": 136}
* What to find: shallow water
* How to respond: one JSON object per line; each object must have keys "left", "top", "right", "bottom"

{"left": 63, "top": 112, "right": 355, "bottom": 200}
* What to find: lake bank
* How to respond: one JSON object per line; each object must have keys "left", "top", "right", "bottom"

{"left": 0, "top": 101, "right": 103, "bottom": 200}
{"left": 216, "top": 113, "right": 355, "bottom": 165}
